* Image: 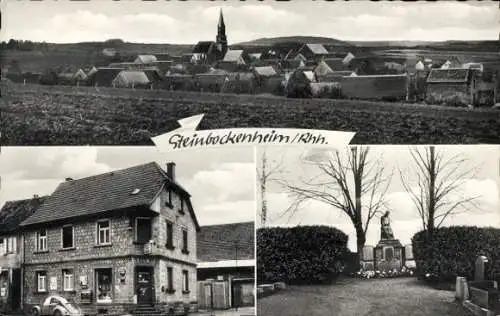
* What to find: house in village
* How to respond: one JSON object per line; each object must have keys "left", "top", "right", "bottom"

{"left": 134, "top": 55, "right": 158, "bottom": 65}
{"left": 425, "top": 68, "right": 487, "bottom": 107}
{"left": 197, "top": 222, "right": 255, "bottom": 310}
{"left": 252, "top": 66, "right": 284, "bottom": 95}
{"left": 339, "top": 74, "right": 409, "bottom": 101}
{"left": 87, "top": 67, "right": 125, "bottom": 87}
{"left": 112, "top": 70, "right": 152, "bottom": 89}
{"left": 217, "top": 50, "right": 252, "bottom": 72}
{"left": 292, "top": 44, "right": 330, "bottom": 62}
{"left": 192, "top": 10, "right": 228, "bottom": 65}
{"left": 314, "top": 58, "right": 351, "bottom": 82}
{"left": 19, "top": 162, "right": 199, "bottom": 316}
{"left": 0, "top": 196, "right": 46, "bottom": 314}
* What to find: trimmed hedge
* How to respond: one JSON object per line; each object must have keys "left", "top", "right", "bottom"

{"left": 257, "top": 226, "right": 348, "bottom": 285}
{"left": 412, "top": 226, "right": 500, "bottom": 283}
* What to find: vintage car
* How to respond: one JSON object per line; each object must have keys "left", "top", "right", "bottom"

{"left": 29, "top": 295, "right": 83, "bottom": 316}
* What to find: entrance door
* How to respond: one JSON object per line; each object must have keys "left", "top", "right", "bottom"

{"left": 203, "top": 284, "right": 212, "bottom": 310}
{"left": 10, "top": 269, "right": 21, "bottom": 310}
{"left": 135, "top": 267, "right": 153, "bottom": 304}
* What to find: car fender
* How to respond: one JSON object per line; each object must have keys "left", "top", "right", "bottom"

{"left": 53, "top": 306, "right": 67, "bottom": 315}
{"left": 31, "top": 305, "right": 42, "bottom": 315}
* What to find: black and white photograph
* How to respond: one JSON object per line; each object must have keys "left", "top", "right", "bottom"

{"left": 0, "top": 146, "right": 256, "bottom": 316}
{"left": 256, "top": 145, "right": 500, "bottom": 316}
{"left": 1, "top": 1, "right": 499, "bottom": 145}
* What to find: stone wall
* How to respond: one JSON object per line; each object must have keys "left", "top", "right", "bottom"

{"left": 426, "top": 83, "right": 471, "bottom": 106}
{"left": 23, "top": 257, "right": 134, "bottom": 315}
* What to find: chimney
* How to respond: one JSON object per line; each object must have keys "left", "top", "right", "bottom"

{"left": 166, "top": 162, "right": 176, "bottom": 181}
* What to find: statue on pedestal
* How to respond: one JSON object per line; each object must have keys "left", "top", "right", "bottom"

{"left": 380, "top": 211, "right": 394, "bottom": 240}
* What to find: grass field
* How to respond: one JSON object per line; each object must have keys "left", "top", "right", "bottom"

{"left": 2, "top": 83, "right": 500, "bottom": 145}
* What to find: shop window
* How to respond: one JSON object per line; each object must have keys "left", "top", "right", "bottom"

{"left": 96, "top": 269, "right": 112, "bottom": 303}
{"left": 63, "top": 269, "right": 74, "bottom": 291}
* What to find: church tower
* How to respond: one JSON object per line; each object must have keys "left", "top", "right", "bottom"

{"left": 216, "top": 9, "right": 228, "bottom": 58}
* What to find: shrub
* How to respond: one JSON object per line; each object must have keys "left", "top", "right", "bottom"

{"left": 257, "top": 226, "right": 348, "bottom": 285}
{"left": 412, "top": 226, "right": 500, "bottom": 283}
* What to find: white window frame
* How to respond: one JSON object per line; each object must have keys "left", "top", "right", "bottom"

{"left": 97, "top": 220, "right": 111, "bottom": 245}
{"left": 37, "top": 229, "right": 47, "bottom": 252}
{"left": 61, "top": 225, "right": 74, "bottom": 249}
{"left": 6, "top": 236, "right": 16, "bottom": 254}
{"left": 37, "top": 271, "right": 47, "bottom": 292}
{"left": 0, "top": 238, "right": 5, "bottom": 255}
{"left": 63, "top": 269, "right": 74, "bottom": 291}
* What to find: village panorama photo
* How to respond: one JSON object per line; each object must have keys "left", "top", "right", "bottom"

{"left": 1, "top": 1, "right": 499, "bottom": 145}
{"left": 256, "top": 145, "right": 500, "bottom": 316}
{"left": 0, "top": 146, "right": 257, "bottom": 316}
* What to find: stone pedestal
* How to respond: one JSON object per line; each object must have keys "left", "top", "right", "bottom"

{"left": 374, "top": 239, "right": 404, "bottom": 272}
{"left": 360, "top": 245, "right": 374, "bottom": 270}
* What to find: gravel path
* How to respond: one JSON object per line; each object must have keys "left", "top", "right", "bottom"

{"left": 258, "top": 278, "right": 469, "bottom": 316}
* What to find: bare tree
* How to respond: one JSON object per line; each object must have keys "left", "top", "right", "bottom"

{"left": 257, "top": 148, "right": 285, "bottom": 227}
{"left": 399, "top": 146, "right": 481, "bottom": 239}
{"left": 280, "top": 146, "right": 392, "bottom": 259}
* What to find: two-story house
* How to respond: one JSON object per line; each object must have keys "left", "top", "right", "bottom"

{"left": 20, "top": 162, "right": 199, "bottom": 316}
{"left": 0, "top": 195, "right": 46, "bottom": 314}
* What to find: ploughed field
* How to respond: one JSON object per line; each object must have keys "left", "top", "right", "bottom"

{"left": 2, "top": 83, "right": 500, "bottom": 145}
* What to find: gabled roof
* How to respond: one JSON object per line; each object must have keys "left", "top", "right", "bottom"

{"left": 427, "top": 68, "right": 470, "bottom": 83}
{"left": 20, "top": 162, "right": 197, "bottom": 229}
{"left": 304, "top": 43, "right": 329, "bottom": 55}
{"left": 253, "top": 66, "right": 278, "bottom": 77}
{"left": 222, "top": 50, "right": 250, "bottom": 63}
{"left": 197, "top": 221, "right": 255, "bottom": 263}
{"left": 0, "top": 196, "right": 47, "bottom": 235}
{"left": 322, "top": 58, "right": 348, "bottom": 71}
{"left": 193, "top": 41, "right": 216, "bottom": 54}
{"left": 113, "top": 70, "right": 151, "bottom": 86}
{"left": 135, "top": 55, "right": 158, "bottom": 64}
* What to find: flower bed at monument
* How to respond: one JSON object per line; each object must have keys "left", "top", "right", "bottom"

{"left": 353, "top": 266, "right": 416, "bottom": 279}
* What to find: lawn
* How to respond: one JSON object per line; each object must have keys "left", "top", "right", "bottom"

{"left": 257, "top": 278, "right": 469, "bottom": 316}
{"left": 2, "top": 83, "right": 500, "bottom": 145}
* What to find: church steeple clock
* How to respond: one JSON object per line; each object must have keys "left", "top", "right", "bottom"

{"left": 216, "top": 9, "right": 228, "bottom": 59}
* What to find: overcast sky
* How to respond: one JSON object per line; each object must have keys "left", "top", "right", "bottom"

{"left": 1, "top": 1, "right": 497, "bottom": 43}
{"left": 0, "top": 146, "right": 256, "bottom": 226}
{"left": 258, "top": 145, "right": 500, "bottom": 252}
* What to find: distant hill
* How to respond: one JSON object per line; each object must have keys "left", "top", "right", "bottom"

{"left": 234, "top": 36, "right": 353, "bottom": 47}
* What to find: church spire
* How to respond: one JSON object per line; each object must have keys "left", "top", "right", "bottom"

{"left": 218, "top": 9, "right": 225, "bottom": 33}
{"left": 216, "top": 8, "right": 228, "bottom": 59}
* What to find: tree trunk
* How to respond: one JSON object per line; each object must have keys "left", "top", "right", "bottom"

{"left": 427, "top": 146, "right": 436, "bottom": 240}
{"left": 355, "top": 225, "right": 366, "bottom": 271}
